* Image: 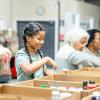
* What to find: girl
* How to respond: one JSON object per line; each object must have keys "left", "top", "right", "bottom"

{"left": 55, "top": 26, "right": 100, "bottom": 72}
{"left": 15, "top": 22, "right": 57, "bottom": 81}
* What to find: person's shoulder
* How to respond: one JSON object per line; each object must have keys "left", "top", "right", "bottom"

{"left": 15, "top": 48, "right": 26, "bottom": 56}
{"left": 58, "top": 44, "right": 74, "bottom": 52}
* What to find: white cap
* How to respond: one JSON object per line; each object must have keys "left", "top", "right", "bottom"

{"left": 64, "top": 26, "right": 89, "bottom": 46}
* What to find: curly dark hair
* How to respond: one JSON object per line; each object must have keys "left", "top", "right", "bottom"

{"left": 86, "top": 29, "right": 100, "bottom": 47}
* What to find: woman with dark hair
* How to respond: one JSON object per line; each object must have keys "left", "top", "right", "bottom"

{"left": 84, "top": 29, "right": 100, "bottom": 56}
{"left": 15, "top": 22, "right": 57, "bottom": 82}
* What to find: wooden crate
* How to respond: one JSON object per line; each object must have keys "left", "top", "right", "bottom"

{"left": 82, "top": 95, "right": 92, "bottom": 100}
{"left": 53, "top": 74, "right": 100, "bottom": 83}
{"left": 62, "top": 70, "right": 100, "bottom": 77}
{"left": 11, "top": 79, "right": 100, "bottom": 99}
{"left": 0, "top": 94, "right": 46, "bottom": 100}
{"left": 0, "top": 85, "right": 81, "bottom": 100}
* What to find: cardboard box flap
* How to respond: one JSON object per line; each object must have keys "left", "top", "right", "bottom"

{"left": 53, "top": 74, "right": 100, "bottom": 83}
{"left": 0, "top": 85, "right": 81, "bottom": 100}
{"left": 1, "top": 85, "right": 51, "bottom": 97}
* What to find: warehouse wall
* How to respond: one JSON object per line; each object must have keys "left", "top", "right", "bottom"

{"left": 61, "top": 0, "right": 100, "bottom": 29}
{"left": 0, "top": 0, "right": 12, "bottom": 29}
{"left": 0, "top": 0, "right": 100, "bottom": 31}
{"left": 12, "top": 0, "right": 58, "bottom": 30}
{"left": 12, "top": 0, "right": 59, "bottom": 55}
{"left": 12, "top": 0, "right": 100, "bottom": 30}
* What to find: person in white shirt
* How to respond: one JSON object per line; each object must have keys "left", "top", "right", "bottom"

{"left": 55, "top": 26, "right": 100, "bottom": 72}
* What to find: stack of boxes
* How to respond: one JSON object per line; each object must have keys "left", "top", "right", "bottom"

{"left": 1, "top": 67, "right": 100, "bottom": 99}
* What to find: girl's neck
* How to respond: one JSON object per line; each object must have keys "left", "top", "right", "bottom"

{"left": 27, "top": 47, "right": 37, "bottom": 54}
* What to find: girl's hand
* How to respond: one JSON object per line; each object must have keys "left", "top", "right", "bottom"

{"left": 45, "top": 57, "right": 58, "bottom": 70}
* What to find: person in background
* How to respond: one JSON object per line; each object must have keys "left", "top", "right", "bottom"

{"left": 55, "top": 26, "right": 100, "bottom": 72}
{"left": 84, "top": 29, "right": 100, "bottom": 56}
{"left": 0, "top": 36, "right": 12, "bottom": 64}
{"left": 15, "top": 22, "right": 58, "bottom": 82}
{"left": 0, "top": 45, "right": 12, "bottom": 83}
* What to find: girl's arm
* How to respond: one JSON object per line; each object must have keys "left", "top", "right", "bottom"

{"left": 20, "top": 57, "right": 57, "bottom": 75}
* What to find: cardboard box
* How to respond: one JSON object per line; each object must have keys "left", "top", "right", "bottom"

{"left": 34, "top": 75, "right": 100, "bottom": 98}
{"left": 13, "top": 79, "right": 81, "bottom": 88}
{"left": 0, "top": 85, "right": 52, "bottom": 100}
{"left": 0, "top": 94, "right": 18, "bottom": 100}
{"left": 33, "top": 80, "right": 100, "bottom": 98}
{"left": 33, "top": 80, "right": 82, "bottom": 88}
{"left": 82, "top": 95, "right": 92, "bottom": 100}
{"left": 0, "top": 94, "right": 47, "bottom": 100}
{"left": 62, "top": 70, "right": 100, "bottom": 77}
{"left": 79, "top": 67, "right": 100, "bottom": 71}
{"left": 53, "top": 74, "right": 100, "bottom": 83}
{"left": 12, "top": 80, "right": 34, "bottom": 86}
{"left": 0, "top": 85, "right": 47, "bottom": 100}
{"left": 12, "top": 79, "right": 100, "bottom": 99}
{"left": 0, "top": 85, "right": 2, "bottom": 93}
{"left": 0, "top": 85, "right": 81, "bottom": 100}
{"left": 1, "top": 85, "right": 51, "bottom": 97}
{"left": 39, "top": 70, "right": 100, "bottom": 83}
{"left": 12, "top": 79, "right": 82, "bottom": 99}
{"left": 39, "top": 76, "right": 53, "bottom": 80}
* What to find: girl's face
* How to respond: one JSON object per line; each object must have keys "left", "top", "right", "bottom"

{"left": 92, "top": 32, "right": 100, "bottom": 50}
{"left": 73, "top": 36, "right": 88, "bottom": 51}
{"left": 27, "top": 31, "right": 45, "bottom": 51}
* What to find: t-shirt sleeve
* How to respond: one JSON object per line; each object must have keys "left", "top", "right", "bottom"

{"left": 15, "top": 52, "right": 29, "bottom": 69}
